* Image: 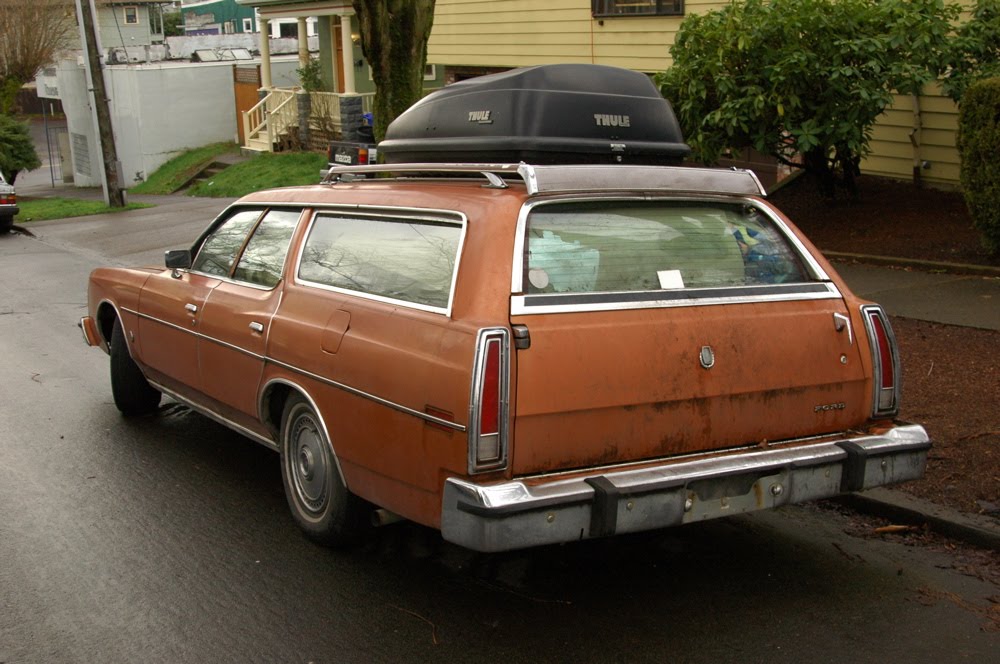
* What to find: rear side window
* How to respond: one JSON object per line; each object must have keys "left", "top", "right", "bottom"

{"left": 297, "top": 213, "right": 464, "bottom": 312}
{"left": 524, "top": 201, "right": 810, "bottom": 295}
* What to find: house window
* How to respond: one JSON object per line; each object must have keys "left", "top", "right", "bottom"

{"left": 592, "top": 0, "right": 683, "bottom": 17}
{"left": 242, "top": 17, "right": 253, "bottom": 32}
{"left": 123, "top": 5, "right": 139, "bottom": 24}
{"left": 424, "top": 64, "right": 436, "bottom": 81}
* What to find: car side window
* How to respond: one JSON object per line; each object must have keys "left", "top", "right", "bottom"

{"left": 232, "top": 209, "right": 301, "bottom": 288}
{"left": 298, "top": 213, "right": 463, "bottom": 311}
{"left": 191, "top": 209, "right": 264, "bottom": 277}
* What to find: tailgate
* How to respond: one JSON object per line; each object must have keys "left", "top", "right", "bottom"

{"left": 508, "top": 198, "right": 868, "bottom": 475}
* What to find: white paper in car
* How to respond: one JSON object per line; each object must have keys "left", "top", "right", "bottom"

{"left": 657, "top": 269, "right": 685, "bottom": 290}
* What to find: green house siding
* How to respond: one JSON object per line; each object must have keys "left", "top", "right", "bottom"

{"left": 99, "top": 5, "right": 155, "bottom": 47}
{"left": 183, "top": 0, "right": 257, "bottom": 34}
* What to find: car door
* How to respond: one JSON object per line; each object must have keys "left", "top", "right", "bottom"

{"left": 137, "top": 207, "right": 264, "bottom": 396}
{"left": 197, "top": 208, "right": 302, "bottom": 423}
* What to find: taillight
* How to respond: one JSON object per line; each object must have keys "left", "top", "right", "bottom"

{"left": 0, "top": 193, "right": 14, "bottom": 205}
{"left": 468, "top": 328, "right": 509, "bottom": 473}
{"left": 861, "top": 305, "right": 901, "bottom": 417}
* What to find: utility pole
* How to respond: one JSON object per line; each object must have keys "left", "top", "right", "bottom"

{"left": 75, "top": 0, "right": 124, "bottom": 207}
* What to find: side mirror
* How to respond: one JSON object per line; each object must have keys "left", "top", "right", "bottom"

{"left": 165, "top": 249, "right": 192, "bottom": 269}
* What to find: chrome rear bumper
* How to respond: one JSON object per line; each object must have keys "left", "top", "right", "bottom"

{"left": 441, "top": 424, "right": 930, "bottom": 552}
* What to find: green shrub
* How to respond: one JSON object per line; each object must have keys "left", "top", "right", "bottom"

{"left": 957, "top": 77, "right": 1000, "bottom": 255}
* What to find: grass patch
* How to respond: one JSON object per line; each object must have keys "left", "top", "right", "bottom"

{"left": 187, "top": 151, "right": 327, "bottom": 198}
{"left": 130, "top": 142, "right": 238, "bottom": 195}
{"left": 15, "top": 197, "right": 153, "bottom": 222}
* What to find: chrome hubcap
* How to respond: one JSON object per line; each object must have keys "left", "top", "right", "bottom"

{"left": 289, "top": 413, "right": 328, "bottom": 514}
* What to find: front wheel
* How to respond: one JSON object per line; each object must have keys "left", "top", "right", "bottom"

{"left": 110, "top": 318, "right": 161, "bottom": 416}
{"left": 280, "top": 394, "right": 369, "bottom": 547}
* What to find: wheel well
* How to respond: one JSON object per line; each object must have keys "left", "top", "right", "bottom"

{"left": 262, "top": 382, "right": 293, "bottom": 439}
{"left": 96, "top": 303, "right": 119, "bottom": 345}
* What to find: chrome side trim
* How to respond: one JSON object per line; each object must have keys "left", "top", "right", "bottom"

{"left": 441, "top": 424, "right": 931, "bottom": 552}
{"left": 151, "top": 381, "right": 279, "bottom": 452}
{"left": 510, "top": 283, "right": 842, "bottom": 315}
{"left": 122, "top": 307, "right": 466, "bottom": 432}
{"left": 265, "top": 355, "right": 467, "bottom": 432}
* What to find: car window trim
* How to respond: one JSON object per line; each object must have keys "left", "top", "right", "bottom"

{"left": 188, "top": 206, "right": 305, "bottom": 290}
{"left": 509, "top": 194, "right": 833, "bottom": 313}
{"left": 292, "top": 205, "right": 468, "bottom": 317}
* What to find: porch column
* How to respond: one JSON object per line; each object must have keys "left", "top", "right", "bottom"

{"left": 298, "top": 17, "right": 309, "bottom": 67}
{"left": 259, "top": 17, "right": 272, "bottom": 90}
{"left": 339, "top": 14, "right": 356, "bottom": 93}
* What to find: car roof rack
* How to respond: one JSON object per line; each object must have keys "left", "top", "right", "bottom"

{"left": 321, "top": 163, "right": 767, "bottom": 198}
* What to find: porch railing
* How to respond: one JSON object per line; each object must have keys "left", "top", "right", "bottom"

{"left": 243, "top": 88, "right": 298, "bottom": 151}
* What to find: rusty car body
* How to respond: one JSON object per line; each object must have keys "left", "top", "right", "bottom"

{"left": 81, "top": 161, "right": 929, "bottom": 552}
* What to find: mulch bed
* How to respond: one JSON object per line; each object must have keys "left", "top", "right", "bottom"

{"left": 771, "top": 173, "right": 1000, "bottom": 268}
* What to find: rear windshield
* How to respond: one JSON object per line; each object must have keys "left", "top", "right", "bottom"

{"left": 524, "top": 201, "right": 811, "bottom": 295}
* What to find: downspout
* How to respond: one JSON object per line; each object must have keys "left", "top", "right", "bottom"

{"left": 909, "top": 92, "right": 922, "bottom": 188}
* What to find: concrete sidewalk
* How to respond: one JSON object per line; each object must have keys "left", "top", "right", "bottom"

{"left": 834, "top": 261, "right": 1000, "bottom": 331}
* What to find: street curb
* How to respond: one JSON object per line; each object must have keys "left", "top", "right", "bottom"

{"left": 823, "top": 251, "right": 1000, "bottom": 277}
{"left": 834, "top": 488, "right": 1000, "bottom": 552}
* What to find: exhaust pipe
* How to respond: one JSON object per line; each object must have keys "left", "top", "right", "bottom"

{"left": 371, "top": 508, "right": 404, "bottom": 527}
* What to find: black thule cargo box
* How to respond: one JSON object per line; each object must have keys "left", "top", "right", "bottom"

{"left": 378, "top": 64, "right": 691, "bottom": 166}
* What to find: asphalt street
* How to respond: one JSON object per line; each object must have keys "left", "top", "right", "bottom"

{"left": 1, "top": 204, "right": 998, "bottom": 662}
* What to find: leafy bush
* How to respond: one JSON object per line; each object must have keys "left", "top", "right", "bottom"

{"left": 0, "top": 114, "right": 40, "bottom": 183}
{"left": 656, "top": 0, "right": 958, "bottom": 198}
{"left": 296, "top": 58, "right": 324, "bottom": 92}
{"left": 943, "top": 0, "right": 1000, "bottom": 103}
{"left": 957, "top": 77, "right": 1000, "bottom": 255}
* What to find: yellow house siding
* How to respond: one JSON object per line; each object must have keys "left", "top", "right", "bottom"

{"left": 862, "top": 84, "right": 961, "bottom": 187}
{"left": 427, "top": 0, "right": 964, "bottom": 186}
{"left": 428, "top": 0, "right": 728, "bottom": 73}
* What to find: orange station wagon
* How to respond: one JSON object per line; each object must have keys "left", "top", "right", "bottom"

{"left": 81, "top": 66, "right": 929, "bottom": 552}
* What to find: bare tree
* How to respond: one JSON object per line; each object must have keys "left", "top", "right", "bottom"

{"left": 352, "top": 0, "right": 436, "bottom": 143}
{"left": 0, "top": 0, "right": 75, "bottom": 113}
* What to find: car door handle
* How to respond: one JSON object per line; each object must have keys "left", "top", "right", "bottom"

{"left": 185, "top": 303, "right": 198, "bottom": 314}
{"left": 249, "top": 322, "right": 265, "bottom": 334}
{"left": 833, "top": 313, "right": 853, "bottom": 345}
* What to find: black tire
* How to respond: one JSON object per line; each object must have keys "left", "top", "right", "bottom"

{"left": 110, "top": 318, "right": 162, "bottom": 416}
{"left": 0, "top": 215, "right": 12, "bottom": 234}
{"left": 280, "top": 394, "right": 369, "bottom": 547}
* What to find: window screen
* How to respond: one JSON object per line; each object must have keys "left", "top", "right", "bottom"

{"left": 299, "top": 214, "right": 462, "bottom": 310}
{"left": 524, "top": 201, "right": 809, "bottom": 296}
{"left": 592, "top": 0, "right": 684, "bottom": 17}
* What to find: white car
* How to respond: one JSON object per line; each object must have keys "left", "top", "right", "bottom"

{"left": 0, "top": 170, "right": 17, "bottom": 234}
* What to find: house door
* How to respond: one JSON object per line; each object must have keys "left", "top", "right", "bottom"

{"left": 233, "top": 65, "right": 262, "bottom": 144}
{"left": 334, "top": 23, "right": 346, "bottom": 92}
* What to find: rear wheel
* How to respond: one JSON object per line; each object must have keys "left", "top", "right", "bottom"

{"left": 0, "top": 215, "right": 12, "bottom": 234}
{"left": 280, "top": 394, "right": 369, "bottom": 547}
{"left": 110, "top": 318, "right": 161, "bottom": 416}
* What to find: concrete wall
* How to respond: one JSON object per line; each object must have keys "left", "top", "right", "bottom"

{"left": 165, "top": 34, "right": 318, "bottom": 59}
{"left": 57, "top": 56, "right": 301, "bottom": 188}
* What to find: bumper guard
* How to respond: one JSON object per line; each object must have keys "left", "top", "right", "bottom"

{"left": 441, "top": 424, "right": 930, "bottom": 552}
